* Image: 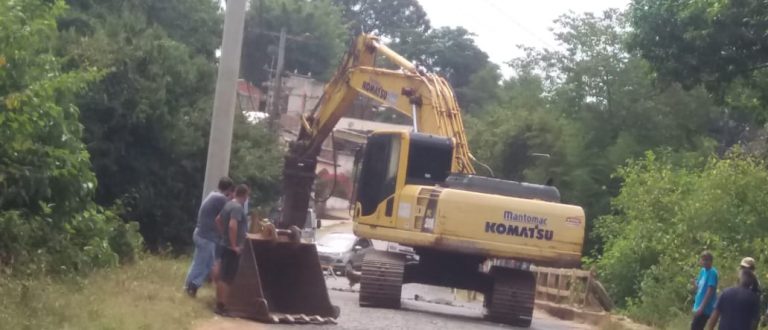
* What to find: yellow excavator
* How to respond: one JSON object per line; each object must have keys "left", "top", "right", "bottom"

{"left": 225, "top": 34, "right": 586, "bottom": 327}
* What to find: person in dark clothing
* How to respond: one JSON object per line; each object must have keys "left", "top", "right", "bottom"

{"left": 183, "top": 177, "right": 234, "bottom": 297}
{"left": 706, "top": 269, "right": 760, "bottom": 330}
{"left": 213, "top": 184, "right": 250, "bottom": 315}
{"left": 739, "top": 257, "right": 763, "bottom": 330}
{"left": 740, "top": 257, "right": 761, "bottom": 294}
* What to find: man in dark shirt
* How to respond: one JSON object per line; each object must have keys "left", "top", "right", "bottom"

{"left": 214, "top": 184, "right": 250, "bottom": 314}
{"left": 184, "top": 177, "right": 234, "bottom": 297}
{"left": 706, "top": 269, "right": 761, "bottom": 330}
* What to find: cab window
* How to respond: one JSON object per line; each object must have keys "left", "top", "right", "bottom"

{"left": 356, "top": 134, "right": 401, "bottom": 216}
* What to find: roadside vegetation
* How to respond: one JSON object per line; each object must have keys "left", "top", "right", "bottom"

{"left": 2, "top": 0, "right": 768, "bottom": 329}
{"left": 0, "top": 255, "right": 214, "bottom": 330}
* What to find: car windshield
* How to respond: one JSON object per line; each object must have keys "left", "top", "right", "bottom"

{"left": 317, "top": 234, "right": 355, "bottom": 250}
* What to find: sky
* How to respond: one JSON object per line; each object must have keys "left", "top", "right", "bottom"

{"left": 416, "top": 0, "right": 630, "bottom": 76}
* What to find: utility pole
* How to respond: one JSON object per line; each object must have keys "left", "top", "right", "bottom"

{"left": 202, "top": 0, "right": 247, "bottom": 199}
{"left": 270, "top": 27, "right": 287, "bottom": 132}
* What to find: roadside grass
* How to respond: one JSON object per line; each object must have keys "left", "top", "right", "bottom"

{"left": 598, "top": 317, "right": 659, "bottom": 330}
{"left": 0, "top": 220, "right": 351, "bottom": 330}
{"left": 662, "top": 316, "right": 691, "bottom": 330}
{"left": 0, "top": 255, "right": 217, "bottom": 330}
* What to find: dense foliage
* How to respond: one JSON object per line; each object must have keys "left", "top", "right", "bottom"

{"left": 596, "top": 151, "right": 768, "bottom": 326}
{"left": 628, "top": 0, "right": 768, "bottom": 116}
{"left": 332, "top": 0, "right": 431, "bottom": 40}
{"left": 2, "top": 0, "right": 283, "bottom": 269}
{"left": 5, "top": 2, "right": 768, "bottom": 327}
{"left": 241, "top": 0, "right": 348, "bottom": 84}
{"left": 57, "top": 0, "right": 282, "bottom": 249}
{"left": 57, "top": 0, "right": 222, "bottom": 249}
{"left": 0, "top": 0, "right": 141, "bottom": 275}
{"left": 466, "top": 10, "right": 722, "bottom": 253}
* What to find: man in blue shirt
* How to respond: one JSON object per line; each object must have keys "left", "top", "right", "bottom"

{"left": 184, "top": 177, "right": 234, "bottom": 297}
{"left": 692, "top": 251, "right": 718, "bottom": 330}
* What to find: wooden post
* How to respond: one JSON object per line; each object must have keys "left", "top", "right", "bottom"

{"left": 569, "top": 270, "right": 576, "bottom": 306}
{"left": 584, "top": 266, "right": 595, "bottom": 307}
{"left": 547, "top": 272, "right": 556, "bottom": 302}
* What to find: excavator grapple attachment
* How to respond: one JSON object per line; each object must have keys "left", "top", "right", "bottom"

{"left": 225, "top": 235, "right": 340, "bottom": 324}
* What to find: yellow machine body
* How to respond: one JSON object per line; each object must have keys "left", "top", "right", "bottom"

{"left": 352, "top": 131, "right": 584, "bottom": 268}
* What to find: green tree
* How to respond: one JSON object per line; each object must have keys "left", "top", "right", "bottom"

{"left": 0, "top": 0, "right": 141, "bottom": 274}
{"left": 459, "top": 63, "right": 502, "bottom": 113}
{"left": 392, "top": 26, "right": 497, "bottom": 110}
{"left": 467, "top": 72, "right": 561, "bottom": 181}
{"left": 628, "top": 0, "right": 768, "bottom": 111}
{"left": 470, "top": 10, "right": 722, "bottom": 253}
{"left": 332, "top": 0, "right": 431, "bottom": 40}
{"left": 241, "top": 0, "right": 348, "bottom": 85}
{"left": 57, "top": 1, "right": 221, "bottom": 249}
{"left": 537, "top": 10, "right": 717, "bottom": 222}
{"left": 59, "top": 0, "right": 286, "bottom": 250}
{"left": 596, "top": 150, "right": 768, "bottom": 326}
{"left": 229, "top": 113, "right": 282, "bottom": 207}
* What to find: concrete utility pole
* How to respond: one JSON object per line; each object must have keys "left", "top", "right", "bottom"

{"left": 202, "top": 0, "right": 247, "bottom": 199}
{"left": 270, "top": 27, "right": 287, "bottom": 132}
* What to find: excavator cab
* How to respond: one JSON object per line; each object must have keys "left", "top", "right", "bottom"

{"left": 353, "top": 131, "right": 453, "bottom": 222}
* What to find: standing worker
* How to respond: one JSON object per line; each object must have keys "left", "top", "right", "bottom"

{"left": 691, "top": 251, "right": 719, "bottom": 330}
{"left": 214, "top": 184, "right": 250, "bottom": 315}
{"left": 184, "top": 177, "right": 235, "bottom": 297}
{"left": 739, "top": 257, "right": 763, "bottom": 329}
{"left": 740, "top": 257, "right": 761, "bottom": 294}
{"left": 705, "top": 269, "right": 761, "bottom": 330}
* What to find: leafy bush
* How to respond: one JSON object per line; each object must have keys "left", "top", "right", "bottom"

{"left": 0, "top": 0, "right": 141, "bottom": 276}
{"left": 596, "top": 150, "right": 768, "bottom": 326}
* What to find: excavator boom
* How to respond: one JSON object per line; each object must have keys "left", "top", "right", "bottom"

{"left": 281, "top": 35, "right": 475, "bottom": 231}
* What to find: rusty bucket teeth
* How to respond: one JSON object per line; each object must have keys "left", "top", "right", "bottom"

{"left": 224, "top": 236, "right": 340, "bottom": 325}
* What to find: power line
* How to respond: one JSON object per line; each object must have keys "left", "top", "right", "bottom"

{"left": 476, "top": 0, "right": 557, "bottom": 49}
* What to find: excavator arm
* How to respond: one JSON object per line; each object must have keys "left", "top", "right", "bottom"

{"left": 227, "top": 33, "right": 579, "bottom": 326}
{"left": 227, "top": 33, "right": 499, "bottom": 324}
{"left": 280, "top": 34, "right": 475, "bottom": 229}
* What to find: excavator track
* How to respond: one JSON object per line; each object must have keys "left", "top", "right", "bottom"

{"left": 484, "top": 268, "right": 536, "bottom": 327}
{"left": 359, "top": 251, "right": 405, "bottom": 308}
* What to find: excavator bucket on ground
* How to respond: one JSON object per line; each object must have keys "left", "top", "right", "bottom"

{"left": 225, "top": 233, "right": 340, "bottom": 324}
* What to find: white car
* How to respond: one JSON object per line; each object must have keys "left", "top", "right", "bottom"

{"left": 316, "top": 233, "right": 375, "bottom": 274}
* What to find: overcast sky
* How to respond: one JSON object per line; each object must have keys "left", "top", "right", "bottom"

{"left": 417, "top": 0, "right": 630, "bottom": 76}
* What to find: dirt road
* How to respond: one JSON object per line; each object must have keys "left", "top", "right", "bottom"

{"left": 195, "top": 286, "right": 593, "bottom": 330}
